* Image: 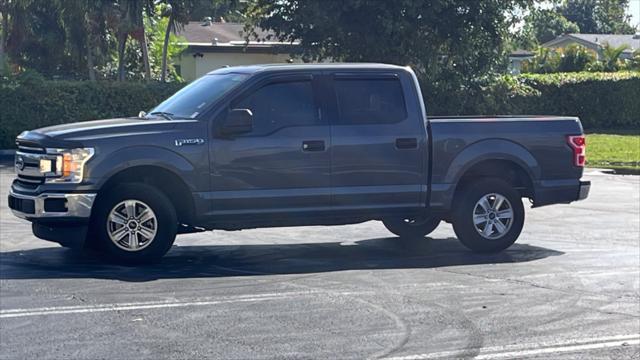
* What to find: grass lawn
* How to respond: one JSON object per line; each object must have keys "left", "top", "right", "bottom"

{"left": 586, "top": 133, "right": 640, "bottom": 172}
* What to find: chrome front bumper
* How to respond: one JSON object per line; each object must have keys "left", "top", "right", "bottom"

{"left": 8, "top": 191, "right": 96, "bottom": 220}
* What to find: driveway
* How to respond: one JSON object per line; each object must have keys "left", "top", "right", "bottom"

{"left": 1, "top": 162, "right": 638, "bottom": 359}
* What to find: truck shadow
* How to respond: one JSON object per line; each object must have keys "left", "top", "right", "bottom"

{"left": 0, "top": 236, "right": 563, "bottom": 282}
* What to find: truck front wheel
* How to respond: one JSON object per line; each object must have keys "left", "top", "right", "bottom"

{"left": 383, "top": 216, "right": 441, "bottom": 238}
{"left": 452, "top": 178, "right": 524, "bottom": 253}
{"left": 90, "top": 183, "right": 178, "bottom": 263}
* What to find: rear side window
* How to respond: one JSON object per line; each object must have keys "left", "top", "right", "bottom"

{"left": 235, "top": 80, "right": 318, "bottom": 136}
{"left": 334, "top": 77, "right": 407, "bottom": 124}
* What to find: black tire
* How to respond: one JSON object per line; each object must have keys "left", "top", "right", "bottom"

{"left": 89, "top": 183, "right": 178, "bottom": 264}
{"left": 452, "top": 178, "right": 524, "bottom": 253}
{"left": 383, "top": 215, "right": 441, "bottom": 238}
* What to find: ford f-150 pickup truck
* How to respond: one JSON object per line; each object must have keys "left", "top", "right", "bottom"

{"left": 8, "top": 64, "right": 590, "bottom": 263}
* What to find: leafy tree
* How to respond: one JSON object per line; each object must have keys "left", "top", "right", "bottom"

{"left": 188, "top": 0, "right": 246, "bottom": 22}
{"left": 3, "top": 1, "right": 74, "bottom": 77}
{"left": 518, "top": 8, "right": 580, "bottom": 48}
{"left": 246, "top": 0, "right": 533, "bottom": 109}
{"left": 561, "top": 0, "right": 636, "bottom": 34}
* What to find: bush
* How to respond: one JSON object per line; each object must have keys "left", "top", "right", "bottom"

{"left": 425, "top": 71, "right": 640, "bottom": 130}
{"left": 0, "top": 78, "right": 184, "bottom": 148}
{"left": 515, "top": 72, "right": 640, "bottom": 129}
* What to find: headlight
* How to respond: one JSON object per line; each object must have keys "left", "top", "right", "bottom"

{"left": 43, "top": 148, "right": 94, "bottom": 183}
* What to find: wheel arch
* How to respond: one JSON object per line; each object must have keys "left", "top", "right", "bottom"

{"left": 96, "top": 165, "right": 196, "bottom": 225}
{"left": 443, "top": 139, "right": 539, "bottom": 208}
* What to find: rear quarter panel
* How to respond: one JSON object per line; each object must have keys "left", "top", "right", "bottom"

{"left": 429, "top": 117, "right": 584, "bottom": 209}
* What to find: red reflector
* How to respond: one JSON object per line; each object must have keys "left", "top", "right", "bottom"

{"left": 567, "top": 135, "right": 586, "bottom": 167}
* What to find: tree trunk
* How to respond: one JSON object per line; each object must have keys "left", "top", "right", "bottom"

{"left": 161, "top": 14, "right": 173, "bottom": 82}
{"left": 139, "top": 25, "right": 151, "bottom": 81}
{"left": 117, "top": 32, "right": 127, "bottom": 81}
{"left": 0, "top": 10, "right": 7, "bottom": 73}
{"left": 87, "top": 38, "right": 95, "bottom": 81}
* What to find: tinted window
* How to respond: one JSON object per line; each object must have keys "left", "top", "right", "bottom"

{"left": 334, "top": 78, "right": 407, "bottom": 124}
{"left": 235, "top": 80, "right": 318, "bottom": 136}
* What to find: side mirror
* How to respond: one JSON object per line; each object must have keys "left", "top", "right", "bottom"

{"left": 221, "top": 109, "right": 253, "bottom": 136}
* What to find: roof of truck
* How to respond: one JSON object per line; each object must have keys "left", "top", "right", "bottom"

{"left": 207, "top": 63, "right": 408, "bottom": 75}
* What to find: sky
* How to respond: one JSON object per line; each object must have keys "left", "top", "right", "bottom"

{"left": 629, "top": 0, "right": 640, "bottom": 28}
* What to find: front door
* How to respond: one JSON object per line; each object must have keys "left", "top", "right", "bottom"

{"left": 208, "top": 74, "right": 330, "bottom": 220}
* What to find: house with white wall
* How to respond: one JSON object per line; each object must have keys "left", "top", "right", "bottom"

{"left": 542, "top": 33, "right": 639, "bottom": 60}
{"left": 175, "top": 20, "right": 299, "bottom": 81}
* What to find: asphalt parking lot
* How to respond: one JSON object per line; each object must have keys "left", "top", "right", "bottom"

{"left": 1, "top": 161, "right": 638, "bottom": 360}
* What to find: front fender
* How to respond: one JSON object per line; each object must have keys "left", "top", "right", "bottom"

{"left": 86, "top": 145, "right": 205, "bottom": 192}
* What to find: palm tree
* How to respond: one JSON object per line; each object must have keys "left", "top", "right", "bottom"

{"left": 601, "top": 43, "right": 629, "bottom": 72}
{"left": 114, "top": 0, "right": 153, "bottom": 81}
{"left": 160, "top": 0, "right": 189, "bottom": 82}
{"left": 59, "top": 0, "right": 99, "bottom": 80}
{"left": 0, "top": 3, "right": 6, "bottom": 73}
{"left": 136, "top": 0, "right": 154, "bottom": 81}
{"left": 82, "top": 1, "right": 114, "bottom": 81}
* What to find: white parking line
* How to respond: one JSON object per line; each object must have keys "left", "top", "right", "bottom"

{"left": 385, "top": 334, "right": 640, "bottom": 360}
{"left": 0, "top": 291, "right": 319, "bottom": 319}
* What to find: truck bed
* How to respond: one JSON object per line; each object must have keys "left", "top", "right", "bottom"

{"left": 427, "top": 115, "right": 585, "bottom": 209}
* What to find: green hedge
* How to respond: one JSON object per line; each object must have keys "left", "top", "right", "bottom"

{"left": 424, "top": 71, "right": 640, "bottom": 130}
{"left": 516, "top": 72, "right": 640, "bottom": 129}
{"left": 0, "top": 78, "right": 184, "bottom": 148}
{"left": 1, "top": 72, "right": 638, "bottom": 148}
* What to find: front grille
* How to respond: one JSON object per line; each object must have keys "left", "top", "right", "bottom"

{"left": 16, "top": 140, "right": 45, "bottom": 154}
{"left": 15, "top": 140, "right": 47, "bottom": 187}
{"left": 17, "top": 174, "right": 44, "bottom": 185}
{"left": 13, "top": 180, "right": 39, "bottom": 191}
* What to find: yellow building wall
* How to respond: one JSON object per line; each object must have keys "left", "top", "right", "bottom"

{"left": 178, "top": 52, "right": 295, "bottom": 81}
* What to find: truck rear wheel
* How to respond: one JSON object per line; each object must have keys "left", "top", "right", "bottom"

{"left": 452, "top": 178, "right": 524, "bottom": 253}
{"left": 383, "top": 216, "right": 441, "bottom": 238}
{"left": 90, "top": 183, "right": 177, "bottom": 263}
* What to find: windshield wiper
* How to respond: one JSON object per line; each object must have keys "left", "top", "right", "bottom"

{"left": 148, "top": 111, "right": 174, "bottom": 120}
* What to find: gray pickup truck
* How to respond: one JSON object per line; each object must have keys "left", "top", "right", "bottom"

{"left": 8, "top": 64, "right": 590, "bottom": 263}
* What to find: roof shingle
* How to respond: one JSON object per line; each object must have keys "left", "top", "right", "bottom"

{"left": 176, "top": 21, "right": 280, "bottom": 45}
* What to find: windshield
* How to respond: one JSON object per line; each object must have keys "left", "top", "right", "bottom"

{"left": 148, "top": 73, "right": 250, "bottom": 119}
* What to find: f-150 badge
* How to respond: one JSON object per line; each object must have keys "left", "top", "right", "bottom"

{"left": 174, "top": 138, "right": 205, "bottom": 146}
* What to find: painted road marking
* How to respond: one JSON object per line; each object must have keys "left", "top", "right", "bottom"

{"left": 0, "top": 291, "right": 320, "bottom": 319}
{"left": 385, "top": 334, "right": 640, "bottom": 360}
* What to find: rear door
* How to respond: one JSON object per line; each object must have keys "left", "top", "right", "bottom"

{"left": 327, "top": 71, "right": 427, "bottom": 212}
{"left": 208, "top": 73, "right": 331, "bottom": 218}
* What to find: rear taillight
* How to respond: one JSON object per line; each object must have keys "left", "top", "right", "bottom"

{"left": 567, "top": 135, "right": 586, "bottom": 167}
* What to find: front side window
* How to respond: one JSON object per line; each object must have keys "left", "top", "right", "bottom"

{"left": 334, "top": 77, "right": 407, "bottom": 124}
{"left": 150, "top": 73, "right": 250, "bottom": 119}
{"left": 234, "top": 80, "right": 318, "bottom": 136}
